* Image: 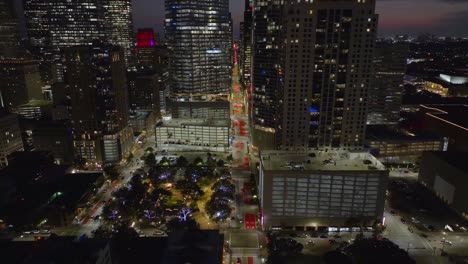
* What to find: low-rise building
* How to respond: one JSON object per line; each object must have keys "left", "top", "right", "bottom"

{"left": 16, "top": 100, "right": 52, "bottom": 120}
{"left": 422, "top": 73, "right": 468, "bottom": 97}
{"left": 0, "top": 111, "right": 24, "bottom": 167}
{"left": 259, "top": 150, "right": 388, "bottom": 231}
{"left": 420, "top": 104, "right": 468, "bottom": 152}
{"left": 419, "top": 152, "right": 468, "bottom": 220}
{"left": 168, "top": 99, "right": 230, "bottom": 120}
{"left": 32, "top": 121, "right": 74, "bottom": 164}
{"left": 365, "top": 125, "right": 444, "bottom": 166}
{"left": 155, "top": 118, "right": 229, "bottom": 152}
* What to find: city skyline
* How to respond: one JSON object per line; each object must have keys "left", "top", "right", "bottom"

{"left": 133, "top": 0, "right": 468, "bottom": 37}
{"left": 1, "top": 0, "right": 468, "bottom": 263}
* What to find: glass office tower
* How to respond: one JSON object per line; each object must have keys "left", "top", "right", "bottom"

{"left": 165, "top": 0, "right": 232, "bottom": 97}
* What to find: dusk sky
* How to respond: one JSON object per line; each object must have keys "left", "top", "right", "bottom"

{"left": 133, "top": 0, "right": 468, "bottom": 38}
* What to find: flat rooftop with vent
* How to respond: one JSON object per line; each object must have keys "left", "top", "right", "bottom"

{"left": 260, "top": 150, "right": 386, "bottom": 172}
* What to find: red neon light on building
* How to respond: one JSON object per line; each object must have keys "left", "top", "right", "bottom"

{"left": 136, "top": 29, "right": 156, "bottom": 49}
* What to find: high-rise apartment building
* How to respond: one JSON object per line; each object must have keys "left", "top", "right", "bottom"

{"left": 367, "top": 40, "right": 408, "bottom": 125}
{"left": 0, "top": 0, "right": 20, "bottom": 58}
{"left": 252, "top": 0, "right": 378, "bottom": 151}
{"left": 165, "top": 0, "right": 232, "bottom": 96}
{"left": 240, "top": 0, "right": 253, "bottom": 88}
{"left": 64, "top": 44, "right": 132, "bottom": 164}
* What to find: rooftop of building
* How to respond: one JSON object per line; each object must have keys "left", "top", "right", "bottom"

{"left": 19, "top": 100, "right": 52, "bottom": 107}
{"left": 425, "top": 151, "right": 468, "bottom": 174}
{"left": 130, "top": 110, "right": 152, "bottom": 120}
{"left": 0, "top": 109, "right": 16, "bottom": 119}
{"left": 260, "top": 150, "right": 386, "bottom": 172}
{"left": 402, "top": 91, "right": 468, "bottom": 105}
{"left": 0, "top": 152, "right": 102, "bottom": 228}
{"left": 0, "top": 230, "right": 223, "bottom": 264}
{"left": 366, "top": 124, "right": 442, "bottom": 141}
{"left": 157, "top": 118, "right": 229, "bottom": 128}
{"left": 421, "top": 104, "right": 468, "bottom": 130}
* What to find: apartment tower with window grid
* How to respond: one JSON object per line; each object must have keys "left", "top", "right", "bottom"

{"left": 252, "top": 0, "right": 378, "bottom": 151}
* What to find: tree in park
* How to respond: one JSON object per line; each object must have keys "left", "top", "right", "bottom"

{"left": 205, "top": 199, "right": 231, "bottom": 222}
{"left": 145, "top": 153, "right": 156, "bottom": 167}
{"left": 93, "top": 222, "right": 139, "bottom": 239}
{"left": 176, "top": 155, "right": 189, "bottom": 167}
{"left": 160, "top": 156, "right": 170, "bottom": 166}
{"left": 145, "top": 147, "right": 154, "bottom": 153}
{"left": 212, "top": 179, "right": 235, "bottom": 193}
{"left": 175, "top": 179, "right": 204, "bottom": 199}
{"left": 216, "top": 159, "right": 225, "bottom": 167}
{"left": 193, "top": 157, "right": 204, "bottom": 166}
{"left": 213, "top": 188, "right": 234, "bottom": 201}
{"left": 103, "top": 165, "right": 120, "bottom": 181}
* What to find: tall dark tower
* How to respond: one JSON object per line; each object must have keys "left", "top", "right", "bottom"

{"left": 368, "top": 40, "right": 408, "bottom": 125}
{"left": 252, "top": 0, "right": 378, "bottom": 151}
{"left": 65, "top": 44, "right": 132, "bottom": 164}
{"left": 165, "top": 0, "right": 232, "bottom": 97}
{"left": 0, "top": 0, "right": 20, "bottom": 58}
{"left": 240, "top": 0, "right": 253, "bottom": 88}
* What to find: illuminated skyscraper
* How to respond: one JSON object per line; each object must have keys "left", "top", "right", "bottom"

{"left": 24, "top": 0, "right": 135, "bottom": 72}
{"left": 252, "top": 0, "right": 378, "bottom": 151}
{"left": 105, "top": 0, "right": 135, "bottom": 66}
{"left": 240, "top": 0, "right": 253, "bottom": 87}
{"left": 367, "top": 40, "right": 408, "bottom": 125}
{"left": 136, "top": 28, "right": 157, "bottom": 69}
{"left": 165, "top": 0, "right": 232, "bottom": 96}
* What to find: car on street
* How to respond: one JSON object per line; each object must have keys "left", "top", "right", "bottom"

{"left": 320, "top": 235, "right": 328, "bottom": 238}
{"left": 401, "top": 218, "right": 406, "bottom": 224}
{"left": 441, "top": 239, "right": 453, "bottom": 246}
{"left": 408, "top": 227, "right": 414, "bottom": 233}
{"left": 420, "top": 233, "right": 428, "bottom": 238}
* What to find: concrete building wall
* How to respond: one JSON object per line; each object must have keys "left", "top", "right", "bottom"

{"left": 419, "top": 152, "right": 468, "bottom": 220}
{"left": 155, "top": 123, "right": 229, "bottom": 152}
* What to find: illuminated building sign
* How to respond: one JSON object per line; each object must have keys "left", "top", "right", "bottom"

{"left": 137, "top": 29, "right": 156, "bottom": 48}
